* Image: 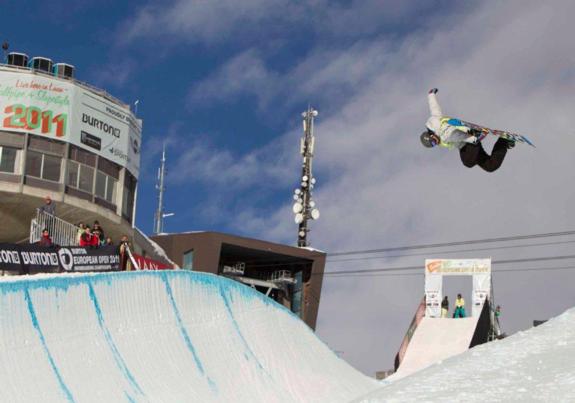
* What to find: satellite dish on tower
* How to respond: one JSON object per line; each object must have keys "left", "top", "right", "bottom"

{"left": 292, "top": 202, "right": 303, "bottom": 213}
{"left": 294, "top": 213, "right": 304, "bottom": 224}
{"left": 311, "top": 209, "right": 320, "bottom": 220}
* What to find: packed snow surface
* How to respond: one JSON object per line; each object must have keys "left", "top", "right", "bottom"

{"left": 354, "top": 307, "right": 575, "bottom": 402}
{"left": 0, "top": 271, "right": 378, "bottom": 402}
{"left": 392, "top": 316, "right": 480, "bottom": 380}
{"left": 1, "top": 271, "right": 574, "bottom": 402}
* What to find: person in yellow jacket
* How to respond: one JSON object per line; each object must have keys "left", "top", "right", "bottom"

{"left": 453, "top": 293, "right": 466, "bottom": 318}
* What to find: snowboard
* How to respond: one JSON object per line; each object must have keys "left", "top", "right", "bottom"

{"left": 446, "top": 118, "right": 535, "bottom": 147}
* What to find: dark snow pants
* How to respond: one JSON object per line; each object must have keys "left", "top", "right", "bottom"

{"left": 459, "top": 137, "right": 509, "bottom": 172}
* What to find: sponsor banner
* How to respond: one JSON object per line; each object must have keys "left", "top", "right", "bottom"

{"left": 57, "top": 245, "right": 120, "bottom": 272}
{"left": 132, "top": 254, "right": 172, "bottom": 270}
{"left": 0, "top": 243, "right": 25, "bottom": 272}
{"left": 19, "top": 244, "right": 61, "bottom": 273}
{"left": 424, "top": 259, "right": 491, "bottom": 318}
{"left": 0, "top": 243, "right": 120, "bottom": 274}
{"left": 425, "top": 259, "right": 491, "bottom": 275}
{"left": 73, "top": 89, "right": 141, "bottom": 176}
{"left": 0, "top": 68, "right": 141, "bottom": 176}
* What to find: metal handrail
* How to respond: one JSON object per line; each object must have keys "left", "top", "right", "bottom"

{"left": 30, "top": 209, "right": 79, "bottom": 246}
{"left": 270, "top": 270, "right": 296, "bottom": 284}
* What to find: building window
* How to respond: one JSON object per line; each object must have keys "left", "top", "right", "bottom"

{"left": 0, "top": 146, "right": 18, "bottom": 173}
{"left": 25, "top": 150, "right": 61, "bottom": 182}
{"left": 43, "top": 154, "right": 61, "bottom": 182}
{"left": 95, "top": 171, "right": 117, "bottom": 202}
{"left": 122, "top": 171, "right": 137, "bottom": 222}
{"left": 183, "top": 250, "right": 194, "bottom": 270}
{"left": 67, "top": 160, "right": 94, "bottom": 193}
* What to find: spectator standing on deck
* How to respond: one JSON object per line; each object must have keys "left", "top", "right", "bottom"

{"left": 38, "top": 196, "right": 56, "bottom": 216}
{"left": 38, "top": 228, "right": 52, "bottom": 247}
{"left": 38, "top": 196, "right": 56, "bottom": 236}
{"left": 118, "top": 235, "right": 132, "bottom": 271}
{"left": 441, "top": 296, "right": 449, "bottom": 318}
{"left": 90, "top": 229, "right": 100, "bottom": 248}
{"left": 93, "top": 221, "right": 105, "bottom": 245}
{"left": 76, "top": 223, "right": 86, "bottom": 245}
{"left": 454, "top": 294, "right": 466, "bottom": 318}
{"left": 79, "top": 226, "right": 93, "bottom": 247}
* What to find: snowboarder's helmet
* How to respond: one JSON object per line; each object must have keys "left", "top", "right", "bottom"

{"left": 420, "top": 130, "right": 437, "bottom": 148}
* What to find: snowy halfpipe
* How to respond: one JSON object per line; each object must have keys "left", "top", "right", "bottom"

{"left": 0, "top": 271, "right": 378, "bottom": 402}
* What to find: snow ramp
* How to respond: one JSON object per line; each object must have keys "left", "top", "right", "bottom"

{"left": 392, "top": 301, "right": 490, "bottom": 380}
{"left": 354, "top": 307, "right": 575, "bottom": 402}
{"left": 0, "top": 271, "right": 378, "bottom": 402}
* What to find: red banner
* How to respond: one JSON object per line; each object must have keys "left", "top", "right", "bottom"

{"left": 132, "top": 254, "right": 172, "bottom": 270}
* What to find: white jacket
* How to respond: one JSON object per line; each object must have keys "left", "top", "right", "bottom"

{"left": 426, "top": 92, "right": 477, "bottom": 149}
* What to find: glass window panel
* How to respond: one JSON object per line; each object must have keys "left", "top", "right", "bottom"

{"left": 25, "top": 150, "right": 42, "bottom": 178}
{"left": 42, "top": 154, "right": 61, "bottom": 182}
{"left": 78, "top": 165, "right": 94, "bottom": 192}
{"left": 98, "top": 158, "right": 120, "bottom": 179}
{"left": 122, "top": 185, "right": 134, "bottom": 216}
{"left": 122, "top": 186, "right": 129, "bottom": 214}
{"left": 69, "top": 145, "right": 96, "bottom": 166}
{"left": 106, "top": 177, "right": 116, "bottom": 202}
{"left": 95, "top": 171, "right": 107, "bottom": 199}
{"left": 183, "top": 251, "right": 194, "bottom": 271}
{"left": 67, "top": 160, "right": 79, "bottom": 187}
{"left": 0, "top": 147, "right": 17, "bottom": 173}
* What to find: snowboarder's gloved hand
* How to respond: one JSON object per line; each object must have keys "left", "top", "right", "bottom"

{"left": 428, "top": 88, "right": 438, "bottom": 94}
{"left": 466, "top": 134, "right": 479, "bottom": 144}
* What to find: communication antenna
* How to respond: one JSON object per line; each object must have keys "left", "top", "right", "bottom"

{"left": 293, "top": 106, "right": 320, "bottom": 247}
{"left": 153, "top": 144, "right": 174, "bottom": 234}
{"left": 1, "top": 41, "right": 9, "bottom": 62}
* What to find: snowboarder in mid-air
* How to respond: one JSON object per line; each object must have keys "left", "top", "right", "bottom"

{"left": 420, "top": 88, "right": 518, "bottom": 172}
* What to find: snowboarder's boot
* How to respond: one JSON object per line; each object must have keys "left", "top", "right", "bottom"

{"left": 504, "top": 138, "right": 515, "bottom": 149}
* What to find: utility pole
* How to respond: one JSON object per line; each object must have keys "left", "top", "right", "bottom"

{"left": 153, "top": 144, "right": 174, "bottom": 234}
{"left": 293, "top": 106, "right": 320, "bottom": 247}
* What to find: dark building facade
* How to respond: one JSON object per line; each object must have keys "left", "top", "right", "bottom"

{"left": 152, "top": 232, "right": 326, "bottom": 330}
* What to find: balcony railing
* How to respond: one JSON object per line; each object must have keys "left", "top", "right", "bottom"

{"left": 30, "top": 209, "right": 78, "bottom": 246}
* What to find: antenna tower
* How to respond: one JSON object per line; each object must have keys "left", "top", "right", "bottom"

{"left": 292, "top": 106, "right": 320, "bottom": 247}
{"left": 153, "top": 144, "right": 174, "bottom": 234}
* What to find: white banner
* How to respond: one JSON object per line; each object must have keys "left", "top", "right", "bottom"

{"left": 424, "top": 259, "right": 491, "bottom": 318}
{"left": 0, "top": 68, "right": 141, "bottom": 177}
